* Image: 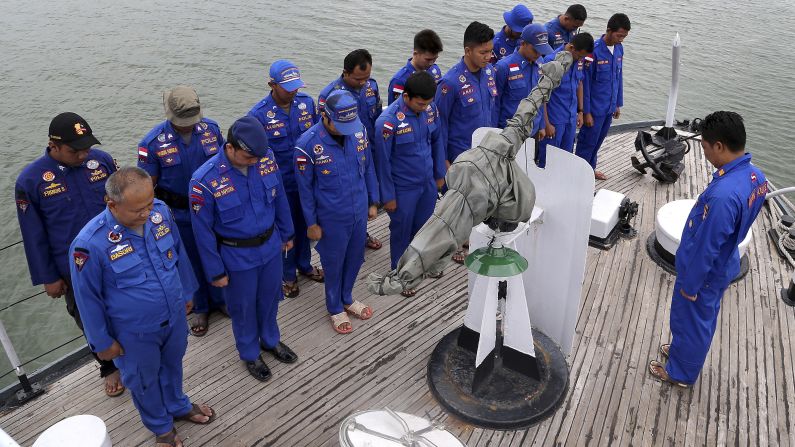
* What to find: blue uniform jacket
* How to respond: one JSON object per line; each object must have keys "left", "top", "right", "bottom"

{"left": 434, "top": 59, "right": 498, "bottom": 163}
{"left": 675, "top": 154, "right": 767, "bottom": 295}
{"left": 491, "top": 29, "right": 518, "bottom": 63}
{"left": 16, "top": 148, "right": 117, "bottom": 285}
{"left": 294, "top": 123, "right": 379, "bottom": 227}
{"left": 582, "top": 36, "right": 624, "bottom": 116}
{"left": 190, "top": 150, "right": 294, "bottom": 280}
{"left": 69, "top": 201, "right": 198, "bottom": 353}
{"left": 545, "top": 17, "right": 574, "bottom": 50}
{"left": 543, "top": 46, "right": 585, "bottom": 125}
{"left": 318, "top": 77, "right": 382, "bottom": 145}
{"left": 495, "top": 51, "right": 544, "bottom": 130}
{"left": 373, "top": 97, "right": 446, "bottom": 203}
{"left": 387, "top": 59, "right": 443, "bottom": 104}
{"left": 247, "top": 93, "right": 318, "bottom": 193}
{"left": 138, "top": 119, "right": 224, "bottom": 221}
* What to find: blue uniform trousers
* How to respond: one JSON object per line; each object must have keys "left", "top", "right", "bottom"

{"left": 316, "top": 218, "right": 367, "bottom": 314}
{"left": 575, "top": 114, "right": 613, "bottom": 169}
{"left": 283, "top": 190, "right": 313, "bottom": 282}
{"left": 388, "top": 181, "right": 437, "bottom": 270}
{"left": 537, "top": 121, "right": 577, "bottom": 168}
{"left": 113, "top": 316, "right": 192, "bottom": 435}
{"left": 177, "top": 218, "right": 224, "bottom": 314}
{"left": 666, "top": 279, "right": 728, "bottom": 385}
{"left": 226, "top": 256, "right": 282, "bottom": 361}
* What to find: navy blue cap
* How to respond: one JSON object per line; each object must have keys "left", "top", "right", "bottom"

{"left": 230, "top": 116, "right": 269, "bottom": 157}
{"left": 323, "top": 90, "right": 362, "bottom": 135}
{"left": 521, "top": 23, "right": 553, "bottom": 55}
{"left": 504, "top": 5, "right": 534, "bottom": 32}
{"left": 269, "top": 59, "right": 305, "bottom": 92}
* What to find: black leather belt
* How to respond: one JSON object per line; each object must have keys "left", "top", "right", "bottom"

{"left": 155, "top": 186, "right": 189, "bottom": 210}
{"left": 217, "top": 226, "right": 274, "bottom": 248}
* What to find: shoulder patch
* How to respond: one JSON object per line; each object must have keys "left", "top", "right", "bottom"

{"left": 73, "top": 247, "right": 90, "bottom": 272}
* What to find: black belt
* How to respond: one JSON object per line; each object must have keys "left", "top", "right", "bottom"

{"left": 155, "top": 187, "right": 189, "bottom": 210}
{"left": 217, "top": 226, "right": 274, "bottom": 248}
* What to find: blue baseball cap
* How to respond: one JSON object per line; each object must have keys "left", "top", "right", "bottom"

{"left": 229, "top": 116, "right": 269, "bottom": 157}
{"left": 269, "top": 59, "right": 305, "bottom": 92}
{"left": 504, "top": 4, "right": 534, "bottom": 32}
{"left": 521, "top": 23, "right": 553, "bottom": 55}
{"left": 323, "top": 90, "right": 362, "bottom": 135}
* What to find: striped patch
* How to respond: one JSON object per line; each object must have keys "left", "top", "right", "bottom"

{"left": 384, "top": 122, "right": 394, "bottom": 131}
{"left": 509, "top": 63, "right": 520, "bottom": 72}
{"left": 392, "top": 84, "right": 404, "bottom": 94}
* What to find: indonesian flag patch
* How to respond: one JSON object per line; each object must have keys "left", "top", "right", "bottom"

{"left": 509, "top": 63, "right": 520, "bottom": 72}
{"left": 138, "top": 146, "right": 149, "bottom": 163}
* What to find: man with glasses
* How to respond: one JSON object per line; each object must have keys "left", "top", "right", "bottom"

{"left": 15, "top": 112, "right": 124, "bottom": 398}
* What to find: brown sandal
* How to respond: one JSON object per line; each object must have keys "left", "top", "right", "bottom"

{"left": 299, "top": 267, "right": 325, "bottom": 283}
{"left": 155, "top": 428, "right": 182, "bottom": 447}
{"left": 282, "top": 280, "right": 299, "bottom": 298}
{"left": 176, "top": 402, "right": 216, "bottom": 425}
{"left": 345, "top": 300, "right": 373, "bottom": 320}
{"left": 648, "top": 360, "right": 689, "bottom": 388}
{"left": 366, "top": 235, "right": 382, "bottom": 250}
{"left": 659, "top": 343, "right": 670, "bottom": 359}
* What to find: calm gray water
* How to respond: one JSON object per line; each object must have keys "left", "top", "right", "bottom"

{"left": 0, "top": 0, "right": 793, "bottom": 388}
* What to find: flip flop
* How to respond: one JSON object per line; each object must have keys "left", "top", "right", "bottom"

{"left": 155, "top": 428, "right": 182, "bottom": 447}
{"left": 282, "top": 280, "right": 299, "bottom": 298}
{"left": 190, "top": 313, "right": 209, "bottom": 337}
{"left": 659, "top": 343, "right": 670, "bottom": 360}
{"left": 299, "top": 267, "right": 325, "bottom": 283}
{"left": 427, "top": 270, "right": 444, "bottom": 279}
{"left": 648, "top": 360, "right": 689, "bottom": 388}
{"left": 331, "top": 312, "right": 353, "bottom": 334}
{"left": 104, "top": 370, "right": 125, "bottom": 397}
{"left": 401, "top": 289, "right": 417, "bottom": 297}
{"left": 595, "top": 170, "right": 608, "bottom": 180}
{"left": 176, "top": 402, "right": 216, "bottom": 425}
{"left": 366, "top": 235, "right": 382, "bottom": 250}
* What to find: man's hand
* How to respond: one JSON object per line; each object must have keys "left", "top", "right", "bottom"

{"left": 44, "top": 279, "right": 67, "bottom": 298}
{"left": 97, "top": 340, "right": 124, "bottom": 361}
{"left": 212, "top": 275, "right": 229, "bottom": 288}
{"left": 445, "top": 160, "right": 451, "bottom": 170}
{"left": 307, "top": 224, "right": 322, "bottom": 241}
{"left": 545, "top": 123, "right": 556, "bottom": 139}
{"left": 679, "top": 289, "right": 697, "bottom": 302}
{"left": 576, "top": 111, "right": 584, "bottom": 128}
{"left": 584, "top": 113, "right": 594, "bottom": 127}
{"left": 534, "top": 128, "right": 546, "bottom": 140}
{"left": 282, "top": 240, "right": 294, "bottom": 252}
{"left": 368, "top": 205, "right": 378, "bottom": 220}
{"left": 435, "top": 178, "right": 445, "bottom": 190}
{"left": 185, "top": 300, "right": 194, "bottom": 315}
{"left": 383, "top": 200, "right": 397, "bottom": 213}
{"left": 613, "top": 107, "right": 621, "bottom": 119}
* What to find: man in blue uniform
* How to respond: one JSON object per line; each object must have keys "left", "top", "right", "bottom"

{"left": 375, "top": 72, "right": 445, "bottom": 296}
{"left": 294, "top": 90, "right": 378, "bottom": 334}
{"left": 490, "top": 4, "right": 534, "bottom": 63}
{"left": 15, "top": 112, "right": 123, "bottom": 398}
{"left": 538, "top": 33, "right": 594, "bottom": 164}
{"left": 138, "top": 85, "right": 225, "bottom": 337}
{"left": 435, "top": 21, "right": 497, "bottom": 264}
{"left": 576, "top": 13, "right": 630, "bottom": 180}
{"left": 70, "top": 167, "right": 214, "bottom": 447}
{"left": 545, "top": 4, "right": 587, "bottom": 50}
{"left": 319, "top": 49, "right": 383, "bottom": 251}
{"left": 649, "top": 112, "right": 768, "bottom": 388}
{"left": 248, "top": 60, "right": 323, "bottom": 299}
{"left": 191, "top": 116, "right": 298, "bottom": 381}
{"left": 494, "top": 23, "right": 553, "bottom": 132}
{"left": 387, "top": 29, "right": 444, "bottom": 104}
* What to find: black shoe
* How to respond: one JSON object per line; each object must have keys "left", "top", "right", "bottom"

{"left": 245, "top": 356, "right": 272, "bottom": 382}
{"left": 262, "top": 341, "right": 298, "bottom": 364}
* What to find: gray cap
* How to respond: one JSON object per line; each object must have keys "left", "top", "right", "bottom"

{"left": 163, "top": 85, "right": 202, "bottom": 127}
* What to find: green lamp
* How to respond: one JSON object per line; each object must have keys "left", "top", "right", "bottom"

{"left": 464, "top": 240, "right": 528, "bottom": 277}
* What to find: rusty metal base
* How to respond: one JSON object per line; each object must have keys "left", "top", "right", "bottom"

{"left": 427, "top": 326, "right": 568, "bottom": 429}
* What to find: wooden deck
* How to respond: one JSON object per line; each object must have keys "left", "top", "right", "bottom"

{"left": 2, "top": 128, "right": 794, "bottom": 446}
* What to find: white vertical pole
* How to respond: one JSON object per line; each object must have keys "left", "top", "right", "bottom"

{"left": 664, "top": 33, "right": 681, "bottom": 128}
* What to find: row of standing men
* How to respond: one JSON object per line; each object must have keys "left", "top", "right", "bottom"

{"left": 13, "top": 4, "right": 631, "bottom": 445}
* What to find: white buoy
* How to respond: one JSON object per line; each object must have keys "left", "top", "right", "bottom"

{"left": 32, "top": 415, "right": 111, "bottom": 447}
{"left": 664, "top": 33, "right": 681, "bottom": 128}
{"left": 655, "top": 199, "right": 752, "bottom": 257}
{"left": 0, "top": 427, "right": 21, "bottom": 447}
